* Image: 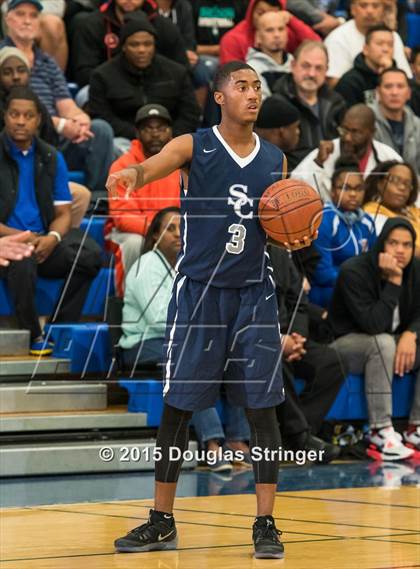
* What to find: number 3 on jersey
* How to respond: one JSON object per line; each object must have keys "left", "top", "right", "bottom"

{"left": 226, "top": 223, "right": 247, "bottom": 255}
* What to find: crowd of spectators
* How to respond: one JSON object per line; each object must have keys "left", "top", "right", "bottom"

{"left": 0, "top": 0, "right": 419, "bottom": 463}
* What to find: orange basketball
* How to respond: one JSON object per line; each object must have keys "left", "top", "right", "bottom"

{"left": 258, "top": 179, "right": 323, "bottom": 245}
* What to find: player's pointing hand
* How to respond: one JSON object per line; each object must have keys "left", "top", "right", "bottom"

{"left": 106, "top": 167, "right": 140, "bottom": 197}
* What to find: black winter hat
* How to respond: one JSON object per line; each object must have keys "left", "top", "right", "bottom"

{"left": 256, "top": 96, "right": 300, "bottom": 128}
{"left": 120, "top": 14, "right": 157, "bottom": 44}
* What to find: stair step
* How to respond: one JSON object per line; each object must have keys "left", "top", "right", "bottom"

{"left": 0, "top": 329, "right": 30, "bottom": 356}
{"left": 0, "top": 409, "right": 147, "bottom": 432}
{"left": 0, "top": 439, "right": 198, "bottom": 476}
{"left": 0, "top": 356, "right": 70, "bottom": 377}
{"left": 0, "top": 381, "right": 107, "bottom": 413}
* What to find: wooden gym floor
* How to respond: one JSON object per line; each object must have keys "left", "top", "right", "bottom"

{"left": 1, "top": 487, "right": 419, "bottom": 569}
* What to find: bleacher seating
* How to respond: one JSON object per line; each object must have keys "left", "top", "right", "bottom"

{"left": 295, "top": 373, "right": 415, "bottom": 420}
{"left": 0, "top": 267, "right": 114, "bottom": 317}
{"left": 406, "top": 13, "right": 420, "bottom": 48}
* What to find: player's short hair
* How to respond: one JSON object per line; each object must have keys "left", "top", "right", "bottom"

{"left": 4, "top": 85, "right": 42, "bottom": 114}
{"left": 331, "top": 157, "right": 361, "bottom": 188}
{"left": 293, "top": 40, "right": 328, "bottom": 63}
{"left": 365, "top": 24, "right": 393, "bottom": 44}
{"left": 213, "top": 61, "right": 257, "bottom": 92}
{"left": 378, "top": 66, "right": 409, "bottom": 86}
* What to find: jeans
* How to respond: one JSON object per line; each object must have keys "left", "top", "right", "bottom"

{"left": 120, "top": 336, "right": 164, "bottom": 368}
{"left": 192, "top": 403, "right": 250, "bottom": 447}
{"left": 61, "top": 118, "right": 114, "bottom": 195}
{"left": 330, "top": 332, "right": 420, "bottom": 428}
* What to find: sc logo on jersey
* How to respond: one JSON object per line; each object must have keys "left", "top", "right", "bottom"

{"left": 227, "top": 184, "right": 253, "bottom": 219}
{"left": 226, "top": 184, "right": 253, "bottom": 255}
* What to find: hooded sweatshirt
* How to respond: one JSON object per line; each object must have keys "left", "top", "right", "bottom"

{"left": 219, "top": 0, "right": 320, "bottom": 65}
{"left": 334, "top": 53, "right": 386, "bottom": 108}
{"left": 246, "top": 48, "right": 293, "bottom": 100}
{"left": 329, "top": 217, "right": 420, "bottom": 338}
{"left": 310, "top": 201, "right": 376, "bottom": 308}
{"left": 71, "top": 0, "right": 188, "bottom": 87}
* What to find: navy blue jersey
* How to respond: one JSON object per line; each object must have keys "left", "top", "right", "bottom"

{"left": 176, "top": 126, "right": 284, "bottom": 288}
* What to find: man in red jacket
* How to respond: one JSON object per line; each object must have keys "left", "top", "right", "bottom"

{"left": 219, "top": 0, "right": 320, "bottom": 65}
{"left": 105, "top": 104, "right": 180, "bottom": 296}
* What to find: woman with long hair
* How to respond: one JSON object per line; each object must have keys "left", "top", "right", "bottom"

{"left": 119, "top": 206, "right": 181, "bottom": 366}
{"left": 363, "top": 160, "right": 420, "bottom": 256}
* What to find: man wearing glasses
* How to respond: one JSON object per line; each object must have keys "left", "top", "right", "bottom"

{"left": 291, "top": 103, "right": 402, "bottom": 201}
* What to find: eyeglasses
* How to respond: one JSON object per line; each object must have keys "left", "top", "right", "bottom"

{"left": 337, "top": 126, "right": 365, "bottom": 140}
{"left": 139, "top": 125, "right": 170, "bottom": 134}
{"left": 387, "top": 174, "right": 413, "bottom": 191}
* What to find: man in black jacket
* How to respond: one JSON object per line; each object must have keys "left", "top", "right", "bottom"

{"left": 0, "top": 87, "right": 102, "bottom": 356}
{"left": 329, "top": 218, "right": 420, "bottom": 460}
{"left": 272, "top": 40, "right": 346, "bottom": 165}
{"left": 269, "top": 245, "right": 343, "bottom": 462}
{"left": 89, "top": 16, "right": 200, "bottom": 145}
{"left": 71, "top": 0, "right": 188, "bottom": 87}
{"left": 334, "top": 25, "right": 394, "bottom": 108}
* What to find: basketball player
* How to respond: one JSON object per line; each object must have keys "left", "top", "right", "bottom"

{"left": 106, "top": 61, "right": 315, "bottom": 559}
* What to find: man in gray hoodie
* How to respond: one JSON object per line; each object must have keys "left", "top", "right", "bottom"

{"left": 246, "top": 11, "right": 293, "bottom": 100}
{"left": 369, "top": 67, "right": 420, "bottom": 175}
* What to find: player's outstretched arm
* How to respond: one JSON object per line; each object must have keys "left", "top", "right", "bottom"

{"left": 106, "top": 134, "right": 193, "bottom": 195}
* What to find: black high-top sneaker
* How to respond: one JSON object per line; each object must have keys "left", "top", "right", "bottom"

{"left": 252, "top": 514, "right": 285, "bottom": 559}
{"left": 114, "top": 509, "right": 178, "bottom": 553}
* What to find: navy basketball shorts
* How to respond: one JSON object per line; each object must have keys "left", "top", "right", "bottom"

{"left": 162, "top": 274, "right": 285, "bottom": 411}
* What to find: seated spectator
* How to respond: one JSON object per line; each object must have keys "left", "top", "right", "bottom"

{"left": 0, "top": 2, "right": 115, "bottom": 199}
{"left": 89, "top": 16, "right": 200, "bottom": 149}
{"left": 0, "top": 87, "right": 101, "bottom": 355}
{"left": 269, "top": 245, "right": 343, "bottom": 462}
{"left": 119, "top": 206, "right": 180, "bottom": 366}
{"left": 363, "top": 160, "right": 420, "bottom": 255}
{"left": 409, "top": 47, "right": 420, "bottom": 116}
{"left": 335, "top": 24, "right": 394, "bottom": 107}
{"left": 1, "top": 0, "right": 68, "bottom": 70}
{"left": 0, "top": 47, "right": 90, "bottom": 227}
{"left": 191, "top": 0, "right": 246, "bottom": 66}
{"left": 192, "top": 404, "right": 251, "bottom": 472}
{"left": 324, "top": 0, "right": 412, "bottom": 87}
{"left": 71, "top": 0, "right": 188, "bottom": 87}
{"left": 219, "top": 0, "right": 320, "bottom": 65}
{"left": 291, "top": 104, "right": 402, "bottom": 201}
{"left": 254, "top": 95, "right": 301, "bottom": 170}
{"left": 105, "top": 104, "right": 180, "bottom": 296}
{"left": 369, "top": 68, "right": 420, "bottom": 174}
{"left": 246, "top": 11, "right": 292, "bottom": 100}
{"left": 310, "top": 159, "right": 376, "bottom": 307}
{"left": 329, "top": 218, "right": 420, "bottom": 460}
{"left": 272, "top": 41, "right": 346, "bottom": 165}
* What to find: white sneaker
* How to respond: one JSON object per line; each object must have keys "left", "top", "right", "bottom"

{"left": 367, "top": 426, "right": 414, "bottom": 461}
{"left": 403, "top": 426, "right": 420, "bottom": 452}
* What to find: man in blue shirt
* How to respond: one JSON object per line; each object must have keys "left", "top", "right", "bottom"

{"left": 1, "top": 0, "right": 115, "bottom": 198}
{"left": 0, "top": 87, "right": 101, "bottom": 355}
